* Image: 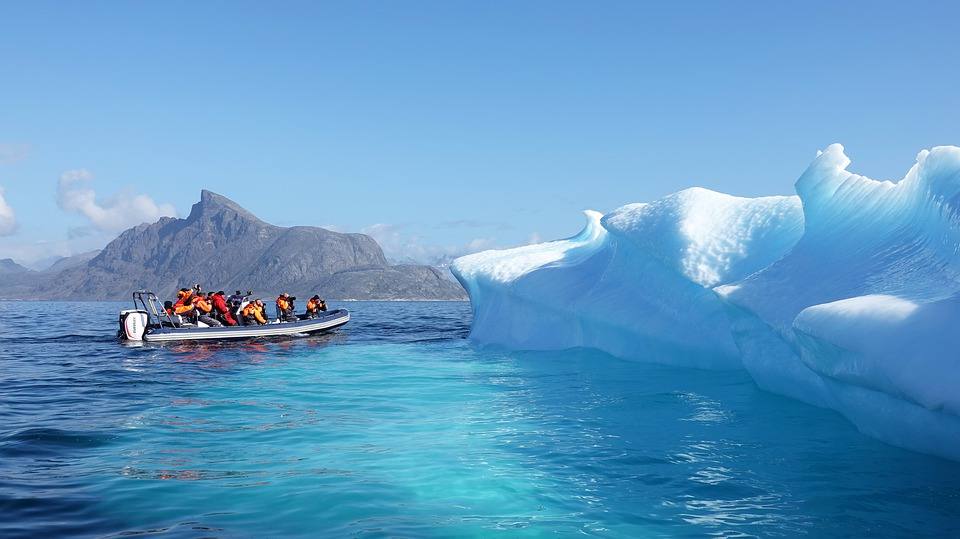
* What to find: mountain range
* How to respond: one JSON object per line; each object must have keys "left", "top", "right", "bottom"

{"left": 0, "top": 190, "right": 466, "bottom": 301}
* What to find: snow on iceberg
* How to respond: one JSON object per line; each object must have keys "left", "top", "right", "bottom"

{"left": 452, "top": 144, "right": 960, "bottom": 461}
{"left": 454, "top": 188, "right": 804, "bottom": 369}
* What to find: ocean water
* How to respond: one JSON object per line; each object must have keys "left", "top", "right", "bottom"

{"left": 1, "top": 301, "right": 959, "bottom": 538}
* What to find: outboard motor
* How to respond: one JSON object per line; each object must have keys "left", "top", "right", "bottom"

{"left": 119, "top": 309, "right": 149, "bottom": 341}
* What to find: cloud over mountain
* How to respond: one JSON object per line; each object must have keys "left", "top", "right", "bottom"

{"left": 57, "top": 169, "right": 177, "bottom": 233}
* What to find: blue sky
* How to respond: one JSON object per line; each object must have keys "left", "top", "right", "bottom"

{"left": 1, "top": 1, "right": 958, "bottom": 266}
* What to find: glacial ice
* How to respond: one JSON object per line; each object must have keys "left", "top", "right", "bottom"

{"left": 452, "top": 144, "right": 960, "bottom": 461}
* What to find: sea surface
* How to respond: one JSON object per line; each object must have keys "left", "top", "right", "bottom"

{"left": 1, "top": 301, "right": 959, "bottom": 538}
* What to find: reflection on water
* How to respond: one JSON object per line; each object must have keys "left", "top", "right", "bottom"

{"left": 1, "top": 301, "right": 959, "bottom": 537}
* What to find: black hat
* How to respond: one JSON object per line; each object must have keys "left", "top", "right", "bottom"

{"left": 235, "top": 290, "right": 242, "bottom": 295}
{"left": 312, "top": 295, "right": 320, "bottom": 300}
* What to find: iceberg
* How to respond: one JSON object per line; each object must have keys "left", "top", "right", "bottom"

{"left": 452, "top": 144, "right": 960, "bottom": 461}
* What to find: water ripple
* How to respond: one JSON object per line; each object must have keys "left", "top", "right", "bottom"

{"left": 1, "top": 301, "right": 959, "bottom": 537}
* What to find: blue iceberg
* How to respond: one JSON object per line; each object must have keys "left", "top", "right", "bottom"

{"left": 452, "top": 144, "right": 960, "bottom": 460}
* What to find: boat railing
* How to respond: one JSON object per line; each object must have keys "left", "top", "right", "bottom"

{"left": 132, "top": 290, "right": 178, "bottom": 328}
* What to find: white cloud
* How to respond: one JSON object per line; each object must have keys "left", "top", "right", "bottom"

{"left": 0, "top": 187, "right": 16, "bottom": 236}
{"left": 57, "top": 169, "right": 177, "bottom": 233}
{"left": 361, "top": 223, "right": 496, "bottom": 267}
{"left": 0, "top": 143, "right": 30, "bottom": 165}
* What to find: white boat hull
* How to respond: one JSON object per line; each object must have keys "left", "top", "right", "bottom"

{"left": 132, "top": 310, "right": 350, "bottom": 342}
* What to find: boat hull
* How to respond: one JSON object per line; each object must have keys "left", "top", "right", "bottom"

{"left": 142, "top": 309, "right": 350, "bottom": 342}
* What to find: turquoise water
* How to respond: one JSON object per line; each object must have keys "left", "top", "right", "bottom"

{"left": 1, "top": 301, "right": 959, "bottom": 537}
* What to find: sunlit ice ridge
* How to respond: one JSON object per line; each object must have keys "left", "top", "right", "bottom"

{"left": 452, "top": 144, "right": 960, "bottom": 462}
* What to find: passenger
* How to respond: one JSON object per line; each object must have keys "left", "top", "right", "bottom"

{"left": 306, "top": 295, "right": 327, "bottom": 318}
{"left": 242, "top": 299, "right": 268, "bottom": 325}
{"left": 227, "top": 290, "right": 245, "bottom": 309}
{"left": 172, "top": 288, "right": 191, "bottom": 310}
{"left": 228, "top": 289, "right": 253, "bottom": 314}
{"left": 174, "top": 288, "right": 196, "bottom": 319}
{"left": 210, "top": 291, "right": 238, "bottom": 326}
{"left": 275, "top": 293, "right": 297, "bottom": 322}
{"left": 192, "top": 293, "right": 223, "bottom": 327}
{"left": 161, "top": 300, "right": 185, "bottom": 327}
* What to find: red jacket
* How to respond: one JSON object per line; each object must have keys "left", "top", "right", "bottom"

{"left": 211, "top": 293, "right": 237, "bottom": 326}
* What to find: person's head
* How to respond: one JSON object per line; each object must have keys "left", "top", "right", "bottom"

{"left": 282, "top": 292, "right": 289, "bottom": 298}
{"left": 217, "top": 291, "right": 225, "bottom": 296}
{"left": 311, "top": 295, "right": 320, "bottom": 300}
{"left": 255, "top": 299, "right": 263, "bottom": 306}
{"left": 235, "top": 290, "right": 242, "bottom": 296}
{"left": 164, "top": 300, "right": 173, "bottom": 309}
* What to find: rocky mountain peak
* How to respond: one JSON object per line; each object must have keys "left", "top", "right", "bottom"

{"left": 1, "top": 191, "right": 466, "bottom": 301}
{"left": 0, "top": 258, "right": 32, "bottom": 274}
{"left": 186, "top": 190, "right": 265, "bottom": 224}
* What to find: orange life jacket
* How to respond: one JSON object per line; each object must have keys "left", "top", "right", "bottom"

{"left": 276, "top": 296, "right": 291, "bottom": 312}
{"left": 174, "top": 291, "right": 196, "bottom": 315}
{"left": 306, "top": 298, "right": 324, "bottom": 312}
{"left": 172, "top": 290, "right": 188, "bottom": 307}
{"left": 193, "top": 296, "right": 213, "bottom": 313}
{"left": 243, "top": 302, "right": 266, "bottom": 324}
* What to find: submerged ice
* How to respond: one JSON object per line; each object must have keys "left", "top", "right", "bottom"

{"left": 452, "top": 144, "right": 960, "bottom": 461}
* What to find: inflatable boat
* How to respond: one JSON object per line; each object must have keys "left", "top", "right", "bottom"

{"left": 118, "top": 291, "right": 349, "bottom": 342}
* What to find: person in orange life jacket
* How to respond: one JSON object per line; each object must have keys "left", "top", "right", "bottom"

{"left": 175, "top": 289, "right": 222, "bottom": 327}
{"left": 242, "top": 299, "right": 267, "bottom": 325}
{"left": 193, "top": 292, "right": 223, "bottom": 327}
{"left": 163, "top": 296, "right": 187, "bottom": 327}
{"left": 172, "top": 285, "right": 203, "bottom": 311}
{"left": 173, "top": 288, "right": 195, "bottom": 316}
{"left": 175, "top": 284, "right": 203, "bottom": 307}
{"left": 306, "top": 295, "right": 327, "bottom": 318}
{"left": 276, "top": 293, "right": 297, "bottom": 322}
{"left": 172, "top": 288, "right": 191, "bottom": 311}
{"left": 210, "top": 291, "right": 238, "bottom": 326}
